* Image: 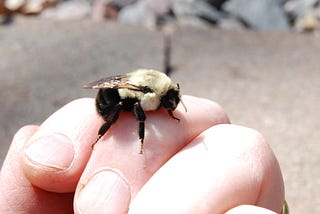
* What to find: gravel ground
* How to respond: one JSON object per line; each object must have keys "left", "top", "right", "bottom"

{"left": 1, "top": 17, "right": 319, "bottom": 213}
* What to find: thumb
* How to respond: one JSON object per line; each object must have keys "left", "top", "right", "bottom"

{"left": 0, "top": 125, "right": 73, "bottom": 213}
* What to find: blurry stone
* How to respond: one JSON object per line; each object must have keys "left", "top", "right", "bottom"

{"left": 107, "top": 0, "right": 137, "bottom": 8}
{"left": 41, "top": 0, "right": 91, "bottom": 20}
{"left": 0, "top": 15, "right": 14, "bottom": 25}
{"left": 144, "top": 0, "right": 171, "bottom": 15}
{"left": 177, "top": 15, "right": 213, "bottom": 28}
{"left": 218, "top": 17, "right": 246, "bottom": 31}
{"left": 284, "top": 0, "right": 320, "bottom": 32}
{"left": 314, "top": 3, "right": 320, "bottom": 18}
{"left": 223, "top": 0, "right": 290, "bottom": 31}
{"left": 91, "top": 0, "right": 120, "bottom": 21}
{"left": 118, "top": 1, "right": 156, "bottom": 26}
{"left": 91, "top": 0, "right": 137, "bottom": 21}
{"left": 5, "top": 0, "right": 57, "bottom": 14}
{"left": 102, "top": 4, "right": 120, "bottom": 20}
{"left": 207, "top": 0, "right": 228, "bottom": 9}
{"left": 22, "top": 0, "right": 46, "bottom": 14}
{"left": 5, "top": 0, "right": 25, "bottom": 11}
{"left": 0, "top": 0, "right": 13, "bottom": 24}
{"left": 172, "top": 0, "right": 227, "bottom": 25}
{"left": 0, "top": 1, "right": 9, "bottom": 14}
{"left": 92, "top": 0, "right": 109, "bottom": 21}
{"left": 295, "top": 10, "right": 319, "bottom": 32}
{"left": 284, "top": 0, "right": 318, "bottom": 18}
{"left": 0, "top": 0, "right": 4, "bottom": 11}
{"left": 155, "top": 9, "right": 176, "bottom": 28}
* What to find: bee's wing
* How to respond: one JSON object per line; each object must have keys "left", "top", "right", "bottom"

{"left": 83, "top": 75, "right": 150, "bottom": 92}
{"left": 83, "top": 75, "right": 127, "bottom": 89}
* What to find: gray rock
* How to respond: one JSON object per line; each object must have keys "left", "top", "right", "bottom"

{"left": 207, "top": 0, "right": 228, "bottom": 8}
{"left": 5, "top": 0, "right": 25, "bottom": 11}
{"left": 284, "top": 0, "right": 318, "bottom": 17}
{"left": 144, "top": 0, "right": 171, "bottom": 15}
{"left": 175, "top": 15, "right": 213, "bottom": 28}
{"left": 314, "top": 3, "right": 320, "bottom": 18}
{"left": 172, "top": 0, "right": 227, "bottom": 25}
{"left": 223, "top": 0, "right": 290, "bottom": 31}
{"left": 218, "top": 17, "right": 246, "bottom": 30}
{"left": 106, "top": 0, "right": 137, "bottom": 8}
{"left": 41, "top": 0, "right": 91, "bottom": 20}
{"left": 294, "top": 10, "right": 319, "bottom": 32}
{"left": 118, "top": 1, "right": 156, "bottom": 26}
{"left": 91, "top": 0, "right": 120, "bottom": 21}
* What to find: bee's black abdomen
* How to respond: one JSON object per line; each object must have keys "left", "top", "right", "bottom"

{"left": 121, "top": 98, "right": 138, "bottom": 111}
{"left": 96, "top": 88, "right": 121, "bottom": 119}
{"left": 94, "top": 88, "right": 122, "bottom": 144}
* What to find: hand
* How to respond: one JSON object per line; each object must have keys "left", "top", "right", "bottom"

{"left": 0, "top": 96, "right": 284, "bottom": 213}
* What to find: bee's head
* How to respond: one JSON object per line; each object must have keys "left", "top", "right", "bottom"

{"left": 160, "top": 83, "right": 187, "bottom": 112}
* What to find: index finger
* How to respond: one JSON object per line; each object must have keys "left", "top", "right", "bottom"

{"left": 77, "top": 95, "right": 230, "bottom": 197}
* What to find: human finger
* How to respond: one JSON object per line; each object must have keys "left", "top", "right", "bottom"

{"left": 73, "top": 95, "right": 230, "bottom": 213}
{"left": 225, "top": 205, "right": 277, "bottom": 214}
{"left": 22, "top": 98, "right": 102, "bottom": 192}
{"left": 0, "top": 125, "right": 73, "bottom": 213}
{"left": 129, "top": 125, "right": 284, "bottom": 214}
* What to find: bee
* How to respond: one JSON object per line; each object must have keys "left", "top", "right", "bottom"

{"left": 84, "top": 69, "right": 186, "bottom": 154}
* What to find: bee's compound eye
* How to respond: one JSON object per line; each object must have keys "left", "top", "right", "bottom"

{"left": 161, "top": 88, "right": 180, "bottom": 110}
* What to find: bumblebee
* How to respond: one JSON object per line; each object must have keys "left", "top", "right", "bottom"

{"left": 84, "top": 69, "right": 185, "bottom": 154}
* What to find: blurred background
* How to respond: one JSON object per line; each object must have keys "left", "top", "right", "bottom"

{"left": 1, "top": 0, "right": 320, "bottom": 213}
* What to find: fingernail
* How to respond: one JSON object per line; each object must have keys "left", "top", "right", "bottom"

{"left": 76, "top": 169, "right": 131, "bottom": 214}
{"left": 24, "top": 133, "right": 75, "bottom": 170}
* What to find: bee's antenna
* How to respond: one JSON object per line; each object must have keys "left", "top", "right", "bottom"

{"left": 180, "top": 98, "right": 187, "bottom": 112}
{"left": 177, "top": 83, "right": 187, "bottom": 112}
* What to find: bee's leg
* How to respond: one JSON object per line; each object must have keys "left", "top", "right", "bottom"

{"left": 133, "top": 102, "right": 146, "bottom": 154}
{"left": 92, "top": 104, "right": 121, "bottom": 149}
{"left": 167, "top": 109, "right": 180, "bottom": 122}
{"left": 93, "top": 123, "right": 111, "bottom": 147}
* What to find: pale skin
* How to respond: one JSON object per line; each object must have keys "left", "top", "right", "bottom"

{"left": 0, "top": 96, "right": 284, "bottom": 214}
